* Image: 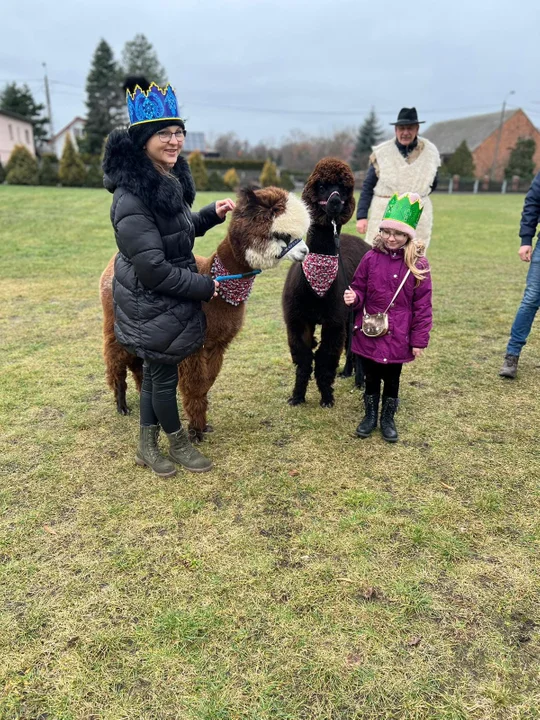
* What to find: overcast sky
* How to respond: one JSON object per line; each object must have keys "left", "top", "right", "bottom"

{"left": 2, "top": 0, "right": 539, "bottom": 145}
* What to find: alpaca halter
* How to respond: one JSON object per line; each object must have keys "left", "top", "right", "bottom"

{"left": 211, "top": 256, "right": 258, "bottom": 306}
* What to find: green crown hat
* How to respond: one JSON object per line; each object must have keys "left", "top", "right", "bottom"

{"left": 380, "top": 192, "right": 423, "bottom": 238}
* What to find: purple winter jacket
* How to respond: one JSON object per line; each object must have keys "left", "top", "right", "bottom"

{"left": 350, "top": 246, "right": 432, "bottom": 365}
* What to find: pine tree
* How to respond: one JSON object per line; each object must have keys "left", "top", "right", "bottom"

{"left": 279, "top": 170, "right": 295, "bottom": 190}
{"left": 122, "top": 34, "right": 167, "bottom": 85}
{"left": 5, "top": 145, "right": 39, "bottom": 185}
{"left": 0, "top": 82, "right": 48, "bottom": 144}
{"left": 223, "top": 168, "right": 240, "bottom": 190}
{"left": 351, "top": 108, "right": 384, "bottom": 171}
{"left": 444, "top": 140, "right": 475, "bottom": 177}
{"left": 39, "top": 154, "right": 59, "bottom": 186}
{"left": 188, "top": 151, "right": 208, "bottom": 191}
{"left": 505, "top": 138, "right": 536, "bottom": 181}
{"left": 59, "top": 134, "right": 86, "bottom": 187}
{"left": 259, "top": 158, "right": 280, "bottom": 187}
{"left": 79, "top": 39, "right": 124, "bottom": 155}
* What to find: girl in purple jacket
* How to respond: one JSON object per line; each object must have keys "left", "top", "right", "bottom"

{"left": 344, "top": 192, "right": 432, "bottom": 442}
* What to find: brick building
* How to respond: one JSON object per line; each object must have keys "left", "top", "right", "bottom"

{"left": 423, "top": 108, "right": 540, "bottom": 180}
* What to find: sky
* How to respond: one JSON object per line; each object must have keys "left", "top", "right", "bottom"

{"left": 2, "top": 0, "right": 539, "bottom": 146}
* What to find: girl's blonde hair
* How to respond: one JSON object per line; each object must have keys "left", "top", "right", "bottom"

{"left": 374, "top": 233, "right": 429, "bottom": 284}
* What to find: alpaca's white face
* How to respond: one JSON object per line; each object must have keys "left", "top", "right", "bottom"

{"left": 245, "top": 193, "right": 310, "bottom": 270}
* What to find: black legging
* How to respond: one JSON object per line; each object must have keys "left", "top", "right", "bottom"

{"left": 140, "top": 360, "right": 181, "bottom": 433}
{"left": 361, "top": 356, "right": 403, "bottom": 399}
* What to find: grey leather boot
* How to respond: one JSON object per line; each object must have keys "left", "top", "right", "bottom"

{"left": 135, "top": 425, "right": 177, "bottom": 477}
{"left": 167, "top": 427, "right": 213, "bottom": 472}
{"left": 499, "top": 354, "right": 519, "bottom": 379}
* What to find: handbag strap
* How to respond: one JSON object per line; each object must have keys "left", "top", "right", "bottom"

{"left": 383, "top": 269, "right": 411, "bottom": 313}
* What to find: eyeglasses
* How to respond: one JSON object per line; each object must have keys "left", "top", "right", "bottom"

{"left": 156, "top": 129, "right": 186, "bottom": 143}
{"left": 380, "top": 228, "right": 409, "bottom": 242}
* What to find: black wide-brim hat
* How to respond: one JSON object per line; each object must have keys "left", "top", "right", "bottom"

{"left": 390, "top": 107, "right": 425, "bottom": 126}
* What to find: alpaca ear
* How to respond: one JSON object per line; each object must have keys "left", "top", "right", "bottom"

{"left": 238, "top": 186, "right": 260, "bottom": 205}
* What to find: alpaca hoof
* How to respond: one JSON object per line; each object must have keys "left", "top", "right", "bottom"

{"left": 117, "top": 402, "right": 130, "bottom": 415}
{"left": 203, "top": 424, "right": 214, "bottom": 433}
{"left": 288, "top": 396, "right": 305, "bottom": 406}
{"left": 338, "top": 370, "right": 352, "bottom": 379}
{"left": 188, "top": 427, "right": 205, "bottom": 443}
{"left": 320, "top": 398, "right": 335, "bottom": 408}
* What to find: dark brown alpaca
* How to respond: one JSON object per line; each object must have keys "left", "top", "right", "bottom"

{"left": 100, "top": 187, "right": 310, "bottom": 439}
{"left": 282, "top": 158, "right": 371, "bottom": 407}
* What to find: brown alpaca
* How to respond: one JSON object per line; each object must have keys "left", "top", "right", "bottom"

{"left": 100, "top": 187, "right": 310, "bottom": 440}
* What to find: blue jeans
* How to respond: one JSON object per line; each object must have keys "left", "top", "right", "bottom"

{"left": 506, "top": 242, "right": 540, "bottom": 355}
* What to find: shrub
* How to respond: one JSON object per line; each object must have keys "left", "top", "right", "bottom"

{"left": 223, "top": 168, "right": 240, "bottom": 190}
{"left": 59, "top": 134, "right": 86, "bottom": 187}
{"left": 0, "top": 160, "right": 5, "bottom": 184}
{"left": 39, "top": 154, "right": 59, "bottom": 186}
{"left": 207, "top": 171, "right": 228, "bottom": 191}
{"left": 279, "top": 170, "right": 295, "bottom": 190}
{"left": 204, "top": 158, "right": 265, "bottom": 171}
{"left": 188, "top": 151, "right": 208, "bottom": 191}
{"left": 5, "top": 145, "right": 39, "bottom": 185}
{"left": 85, "top": 156, "right": 104, "bottom": 188}
{"left": 259, "top": 158, "right": 280, "bottom": 187}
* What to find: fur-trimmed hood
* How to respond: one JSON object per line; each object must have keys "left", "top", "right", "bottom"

{"left": 102, "top": 128, "right": 196, "bottom": 218}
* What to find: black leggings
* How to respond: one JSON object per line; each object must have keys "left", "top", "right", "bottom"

{"left": 361, "top": 357, "right": 403, "bottom": 399}
{"left": 140, "top": 360, "right": 181, "bottom": 434}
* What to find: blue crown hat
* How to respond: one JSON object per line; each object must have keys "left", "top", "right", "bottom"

{"left": 126, "top": 82, "right": 184, "bottom": 127}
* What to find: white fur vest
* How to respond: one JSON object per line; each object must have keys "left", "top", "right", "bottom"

{"left": 366, "top": 137, "right": 440, "bottom": 248}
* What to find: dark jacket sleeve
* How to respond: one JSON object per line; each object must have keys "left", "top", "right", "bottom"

{"left": 356, "top": 165, "right": 378, "bottom": 219}
{"left": 349, "top": 252, "right": 371, "bottom": 311}
{"left": 115, "top": 195, "right": 214, "bottom": 301}
{"left": 430, "top": 172, "right": 438, "bottom": 193}
{"left": 410, "top": 260, "right": 433, "bottom": 349}
{"left": 191, "top": 202, "right": 225, "bottom": 237}
{"left": 519, "top": 172, "right": 540, "bottom": 246}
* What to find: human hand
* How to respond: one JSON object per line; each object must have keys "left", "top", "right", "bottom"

{"left": 412, "top": 347, "right": 424, "bottom": 358}
{"left": 519, "top": 245, "right": 532, "bottom": 262}
{"left": 356, "top": 219, "right": 368, "bottom": 235}
{"left": 215, "top": 198, "right": 236, "bottom": 219}
{"left": 343, "top": 287, "right": 357, "bottom": 306}
{"left": 213, "top": 280, "right": 220, "bottom": 297}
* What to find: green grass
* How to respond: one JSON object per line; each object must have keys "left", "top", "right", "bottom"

{"left": 0, "top": 186, "right": 539, "bottom": 719}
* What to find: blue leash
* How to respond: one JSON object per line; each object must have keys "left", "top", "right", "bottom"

{"left": 214, "top": 269, "right": 262, "bottom": 282}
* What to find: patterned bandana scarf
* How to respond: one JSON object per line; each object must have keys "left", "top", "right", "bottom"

{"left": 302, "top": 253, "right": 339, "bottom": 297}
{"left": 210, "top": 255, "right": 256, "bottom": 306}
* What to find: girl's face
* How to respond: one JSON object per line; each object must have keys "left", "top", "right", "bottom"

{"left": 145, "top": 125, "right": 185, "bottom": 169}
{"left": 380, "top": 228, "right": 411, "bottom": 251}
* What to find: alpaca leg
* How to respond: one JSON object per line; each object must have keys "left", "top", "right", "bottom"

{"left": 314, "top": 323, "right": 346, "bottom": 408}
{"left": 339, "top": 310, "right": 355, "bottom": 378}
{"left": 127, "top": 356, "right": 144, "bottom": 392}
{"left": 287, "top": 323, "right": 315, "bottom": 406}
{"left": 103, "top": 317, "right": 132, "bottom": 415}
{"left": 178, "top": 351, "right": 212, "bottom": 442}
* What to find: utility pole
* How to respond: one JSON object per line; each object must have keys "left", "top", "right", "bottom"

{"left": 42, "top": 62, "right": 54, "bottom": 142}
{"left": 489, "top": 90, "right": 515, "bottom": 182}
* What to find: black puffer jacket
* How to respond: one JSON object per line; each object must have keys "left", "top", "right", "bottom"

{"left": 102, "top": 129, "right": 223, "bottom": 365}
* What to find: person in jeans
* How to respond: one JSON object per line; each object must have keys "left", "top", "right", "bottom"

{"left": 500, "top": 172, "right": 540, "bottom": 379}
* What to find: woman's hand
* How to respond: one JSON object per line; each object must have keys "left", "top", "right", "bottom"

{"left": 213, "top": 280, "right": 220, "bottom": 298}
{"left": 343, "top": 287, "right": 357, "bottom": 306}
{"left": 412, "top": 347, "right": 424, "bottom": 358}
{"left": 215, "top": 199, "right": 236, "bottom": 219}
{"left": 356, "top": 219, "right": 368, "bottom": 235}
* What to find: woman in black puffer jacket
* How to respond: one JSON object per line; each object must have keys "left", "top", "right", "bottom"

{"left": 102, "top": 76, "right": 235, "bottom": 477}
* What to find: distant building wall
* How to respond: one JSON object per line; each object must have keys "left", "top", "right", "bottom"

{"left": 0, "top": 112, "right": 35, "bottom": 165}
{"left": 473, "top": 110, "right": 540, "bottom": 180}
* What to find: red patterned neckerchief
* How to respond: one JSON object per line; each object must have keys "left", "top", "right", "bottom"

{"left": 302, "top": 253, "right": 340, "bottom": 297}
{"left": 210, "top": 255, "right": 256, "bottom": 306}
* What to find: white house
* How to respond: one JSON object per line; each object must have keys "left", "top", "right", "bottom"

{"left": 46, "top": 116, "right": 86, "bottom": 158}
{"left": 0, "top": 109, "right": 35, "bottom": 165}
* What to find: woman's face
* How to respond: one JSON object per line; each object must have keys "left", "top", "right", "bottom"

{"left": 145, "top": 125, "right": 185, "bottom": 169}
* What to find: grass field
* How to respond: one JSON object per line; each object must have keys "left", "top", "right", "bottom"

{"left": 0, "top": 186, "right": 539, "bottom": 720}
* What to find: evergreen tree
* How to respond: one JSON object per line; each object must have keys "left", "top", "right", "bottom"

{"left": 85, "top": 156, "right": 104, "bottom": 188}
{"left": 259, "top": 158, "right": 280, "bottom": 187}
{"left": 505, "top": 138, "right": 536, "bottom": 181}
{"left": 444, "top": 140, "right": 475, "bottom": 177}
{"left": 207, "top": 171, "right": 228, "bottom": 191}
{"left": 59, "top": 134, "right": 86, "bottom": 186}
{"left": 0, "top": 160, "right": 5, "bottom": 184}
{"left": 188, "top": 151, "right": 208, "bottom": 191}
{"left": 79, "top": 39, "right": 124, "bottom": 155}
{"left": 279, "top": 170, "right": 295, "bottom": 190}
{"left": 5, "top": 145, "right": 39, "bottom": 185}
{"left": 351, "top": 108, "right": 384, "bottom": 170}
{"left": 39, "top": 154, "right": 59, "bottom": 186}
{"left": 0, "top": 82, "right": 48, "bottom": 144}
{"left": 223, "top": 168, "right": 240, "bottom": 190}
{"left": 121, "top": 34, "right": 167, "bottom": 85}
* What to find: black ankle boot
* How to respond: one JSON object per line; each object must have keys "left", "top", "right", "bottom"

{"left": 356, "top": 394, "right": 380, "bottom": 438}
{"left": 380, "top": 396, "right": 399, "bottom": 443}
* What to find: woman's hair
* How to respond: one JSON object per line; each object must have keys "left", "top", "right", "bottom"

{"left": 373, "top": 233, "right": 429, "bottom": 284}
